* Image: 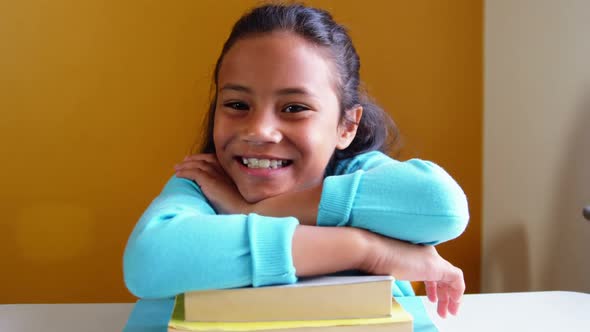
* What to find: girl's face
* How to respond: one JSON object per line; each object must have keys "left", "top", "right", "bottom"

{"left": 213, "top": 31, "right": 358, "bottom": 203}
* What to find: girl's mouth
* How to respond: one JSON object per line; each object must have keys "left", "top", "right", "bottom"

{"left": 235, "top": 157, "right": 293, "bottom": 169}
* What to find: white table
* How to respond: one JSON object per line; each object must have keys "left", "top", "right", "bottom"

{"left": 0, "top": 302, "right": 133, "bottom": 332}
{"left": 1, "top": 291, "right": 589, "bottom": 331}
{"left": 422, "top": 291, "right": 590, "bottom": 331}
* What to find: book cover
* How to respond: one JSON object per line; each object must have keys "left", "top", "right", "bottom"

{"left": 184, "top": 275, "right": 394, "bottom": 322}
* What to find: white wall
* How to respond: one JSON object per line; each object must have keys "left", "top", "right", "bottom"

{"left": 484, "top": 0, "right": 590, "bottom": 292}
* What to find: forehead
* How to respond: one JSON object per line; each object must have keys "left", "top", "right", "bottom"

{"left": 218, "top": 31, "right": 337, "bottom": 94}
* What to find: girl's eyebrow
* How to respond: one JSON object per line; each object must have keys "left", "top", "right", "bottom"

{"left": 220, "top": 83, "right": 316, "bottom": 98}
{"left": 220, "top": 83, "right": 252, "bottom": 93}
{"left": 275, "top": 87, "right": 316, "bottom": 98}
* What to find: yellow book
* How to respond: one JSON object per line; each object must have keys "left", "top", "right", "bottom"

{"left": 168, "top": 294, "right": 413, "bottom": 332}
{"left": 184, "top": 276, "right": 395, "bottom": 322}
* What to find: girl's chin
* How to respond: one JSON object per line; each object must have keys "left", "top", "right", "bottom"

{"left": 240, "top": 188, "right": 289, "bottom": 204}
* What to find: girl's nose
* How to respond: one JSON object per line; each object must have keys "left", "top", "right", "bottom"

{"left": 241, "top": 109, "right": 282, "bottom": 145}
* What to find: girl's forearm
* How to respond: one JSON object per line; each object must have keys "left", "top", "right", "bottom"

{"left": 291, "top": 225, "right": 436, "bottom": 279}
{"left": 291, "top": 224, "right": 446, "bottom": 281}
{"left": 291, "top": 225, "right": 368, "bottom": 276}
{"left": 249, "top": 184, "right": 322, "bottom": 226}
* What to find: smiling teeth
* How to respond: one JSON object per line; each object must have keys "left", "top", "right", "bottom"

{"left": 242, "top": 157, "right": 286, "bottom": 169}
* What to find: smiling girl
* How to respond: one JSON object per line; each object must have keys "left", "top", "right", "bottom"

{"left": 123, "top": 3, "right": 469, "bottom": 320}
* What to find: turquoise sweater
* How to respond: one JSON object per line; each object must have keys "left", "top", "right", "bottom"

{"left": 123, "top": 151, "right": 469, "bottom": 299}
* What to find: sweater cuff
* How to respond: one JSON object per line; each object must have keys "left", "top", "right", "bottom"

{"left": 247, "top": 214, "right": 299, "bottom": 287}
{"left": 318, "top": 171, "right": 363, "bottom": 227}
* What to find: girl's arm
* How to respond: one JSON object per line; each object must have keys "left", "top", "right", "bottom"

{"left": 168, "top": 154, "right": 464, "bottom": 316}
{"left": 322, "top": 152, "right": 469, "bottom": 245}
{"left": 249, "top": 151, "right": 469, "bottom": 245}
{"left": 124, "top": 176, "right": 364, "bottom": 298}
{"left": 123, "top": 176, "right": 298, "bottom": 298}
{"left": 124, "top": 176, "right": 462, "bottom": 316}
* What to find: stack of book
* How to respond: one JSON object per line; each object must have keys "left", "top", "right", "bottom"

{"left": 168, "top": 275, "right": 413, "bottom": 332}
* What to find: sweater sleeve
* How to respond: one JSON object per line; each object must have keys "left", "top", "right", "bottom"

{"left": 123, "top": 175, "right": 299, "bottom": 299}
{"left": 318, "top": 152, "right": 469, "bottom": 245}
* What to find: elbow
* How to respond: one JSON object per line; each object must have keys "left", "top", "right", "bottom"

{"left": 123, "top": 239, "right": 174, "bottom": 299}
{"left": 122, "top": 211, "right": 219, "bottom": 299}
{"left": 122, "top": 205, "right": 193, "bottom": 299}
{"left": 407, "top": 159, "right": 470, "bottom": 245}
{"left": 405, "top": 210, "right": 468, "bottom": 246}
{"left": 425, "top": 167, "right": 470, "bottom": 244}
{"left": 430, "top": 209, "right": 469, "bottom": 245}
{"left": 123, "top": 245, "right": 155, "bottom": 299}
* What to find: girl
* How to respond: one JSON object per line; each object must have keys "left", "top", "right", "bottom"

{"left": 123, "top": 3, "right": 469, "bottom": 320}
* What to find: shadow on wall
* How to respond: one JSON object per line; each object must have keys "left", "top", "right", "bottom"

{"left": 484, "top": 222, "right": 531, "bottom": 292}
{"left": 543, "top": 87, "right": 590, "bottom": 292}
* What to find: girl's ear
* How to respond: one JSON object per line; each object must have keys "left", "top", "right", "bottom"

{"left": 336, "top": 105, "right": 363, "bottom": 150}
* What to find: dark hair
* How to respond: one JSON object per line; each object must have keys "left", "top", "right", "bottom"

{"left": 197, "top": 3, "right": 400, "bottom": 162}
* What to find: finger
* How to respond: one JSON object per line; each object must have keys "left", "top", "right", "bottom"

{"left": 184, "top": 154, "right": 219, "bottom": 164}
{"left": 447, "top": 268, "right": 465, "bottom": 316}
{"left": 436, "top": 283, "right": 449, "bottom": 318}
{"left": 448, "top": 296, "right": 461, "bottom": 316}
{"left": 425, "top": 281, "right": 437, "bottom": 302}
{"left": 175, "top": 159, "right": 214, "bottom": 174}
{"left": 448, "top": 278, "right": 465, "bottom": 316}
{"left": 448, "top": 288, "right": 464, "bottom": 316}
{"left": 183, "top": 155, "right": 226, "bottom": 175}
{"left": 175, "top": 160, "right": 218, "bottom": 175}
{"left": 175, "top": 168, "right": 208, "bottom": 183}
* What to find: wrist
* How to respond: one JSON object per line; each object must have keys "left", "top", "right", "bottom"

{"left": 356, "top": 229, "right": 381, "bottom": 273}
{"left": 350, "top": 227, "right": 378, "bottom": 273}
{"left": 357, "top": 232, "right": 439, "bottom": 281}
{"left": 356, "top": 231, "right": 408, "bottom": 278}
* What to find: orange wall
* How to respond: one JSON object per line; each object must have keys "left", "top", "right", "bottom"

{"left": 0, "top": 0, "right": 481, "bottom": 303}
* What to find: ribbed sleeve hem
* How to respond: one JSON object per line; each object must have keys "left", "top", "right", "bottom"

{"left": 317, "top": 171, "right": 363, "bottom": 227}
{"left": 247, "top": 214, "right": 299, "bottom": 287}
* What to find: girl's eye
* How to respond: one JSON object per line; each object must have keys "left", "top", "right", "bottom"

{"left": 223, "top": 102, "right": 249, "bottom": 111}
{"left": 283, "top": 104, "right": 309, "bottom": 113}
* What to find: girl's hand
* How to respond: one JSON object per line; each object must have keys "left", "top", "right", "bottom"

{"left": 358, "top": 232, "right": 465, "bottom": 318}
{"left": 174, "top": 154, "right": 251, "bottom": 214}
